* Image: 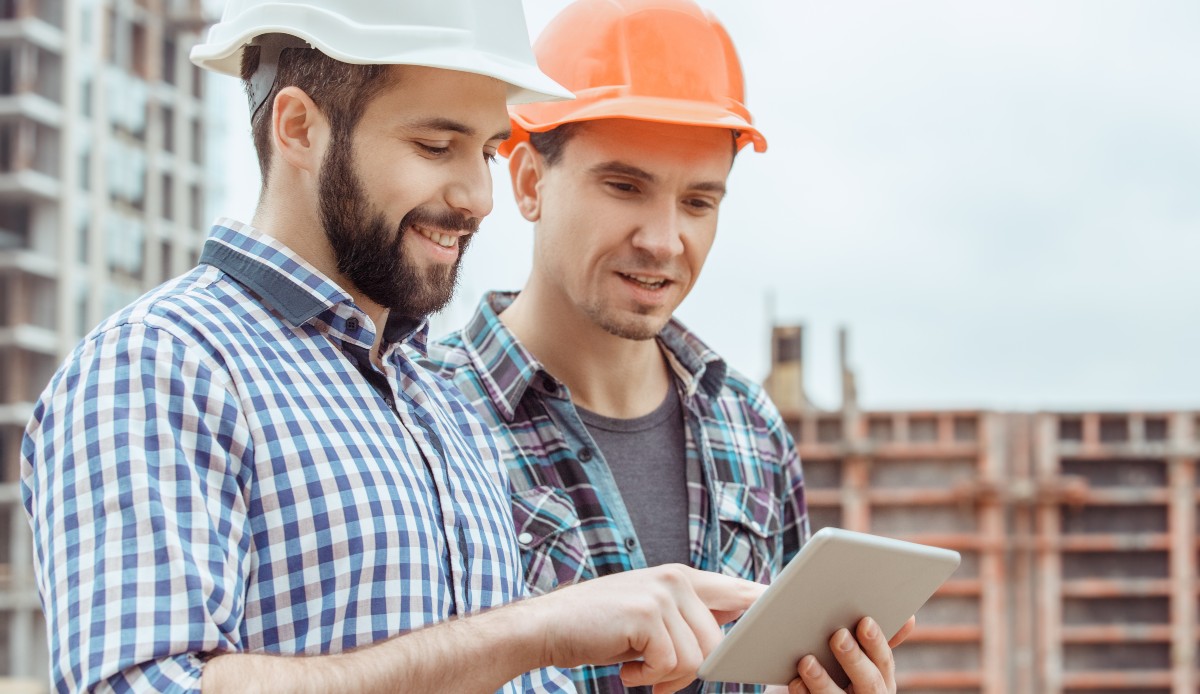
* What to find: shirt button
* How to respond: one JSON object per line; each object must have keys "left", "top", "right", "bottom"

{"left": 624, "top": 537, "right": 638, "bottom": 552}
{"left": 578, "top": 447, "right": 593, "bottom": 462}
{"left": 517, "top": 532, "right": 534, "bottom": 546}
{"left": 542, "top": 375, "right": 558, "bottom": 394}
{"left": 345, "top": 317, "right": 360, "bottom": 332}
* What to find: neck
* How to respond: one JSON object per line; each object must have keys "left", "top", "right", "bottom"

{"left": 500, "top": 277, "right": 672, "bottom": 419}
{"left": 253, "top": 186, "right": 389, "bottom": 360}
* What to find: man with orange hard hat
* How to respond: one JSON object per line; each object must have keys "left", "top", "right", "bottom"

{"left": 431, "top": 1, "right": 914, "bottom": 693}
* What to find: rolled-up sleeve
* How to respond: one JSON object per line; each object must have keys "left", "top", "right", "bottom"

{"left": 21, "top": 322, "right": 253, "bottom": 693}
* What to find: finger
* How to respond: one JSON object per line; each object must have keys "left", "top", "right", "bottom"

{"left": 795, "top": 654, "right": 843, "bottom": 694}
{"left": 856, "top": 618, "right": 896, "bottom": 688}
{"left": 887, "top": 616, "right": 917, "bottom": 649}
{"left": 658, "top": 601, "right": 705, "bottom": 683}
{"left": 787, "top": 676, "right": 812, "bottom": 694}
{"left": 710, "top": 608, "right": 750, "bottom": 626}
{"left": 620, "top": 616, "right": 678, "bottom": 687}
{"left": 684, "top": 567, "right": 767, "bottom": 614}
{"left": 652, "top": 674, "right": 698, "bottom": 694}
{"left": 829, "top": 628, "right": 885, "bottom": 693}
{"left": 623, "top": 603, "right": 704, "bottom": 687}
{"left": 673, "top": 578, "right": 726, "bottom": 658}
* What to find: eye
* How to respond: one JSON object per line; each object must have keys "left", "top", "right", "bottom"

{"left": 605, "top": 180, "right": 640, "bottom": 195}
{"left": 483, "top": 151, "right": 499, "bottom": 165}
{"left": 684, "top": 197, "right": 717, "bottom": 211}
{"left": 417, "top": 142, "right": 450, "bottom": 157}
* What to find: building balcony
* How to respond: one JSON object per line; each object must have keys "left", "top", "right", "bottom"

{"left": 0, "top": 402, "right": 33, "bottom": 427}
{"left": 0, "top": 93, "right": 62, "bottom": 129}
{"left": 165, "top": 0, "right": 212, "bottom": 33}
{"left": 0, "top": 249, "right": 55, "bottom": 279}
{"left": 0, "top": 16, "right": 64, "bottom": 54}
{"left": 0, "top": 324, "right": 57, "bottom": 356}
{"left": 0, "top": 169, "right": 58, "bottom": 202}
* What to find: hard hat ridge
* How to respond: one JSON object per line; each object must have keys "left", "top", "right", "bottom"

{"left": 191, "top": 0, "right": 573, "bottom": 104}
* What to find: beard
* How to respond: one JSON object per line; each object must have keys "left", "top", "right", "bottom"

{"left": 317, "top": 132, "right": 477, "bottom": 319}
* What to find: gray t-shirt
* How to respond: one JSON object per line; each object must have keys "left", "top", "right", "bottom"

{"left": 578, "top": 388, "right": 702, "bottom": 693}
{"left": 576, "top": 386, "right": 690, "bottom": 569}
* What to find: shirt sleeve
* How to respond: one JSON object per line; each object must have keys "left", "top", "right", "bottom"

{"left": 21, "top": 322, "right": 254, "bottom": 693}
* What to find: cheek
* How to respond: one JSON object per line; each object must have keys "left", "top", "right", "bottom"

{"left": 363, "top": 156, "right": 436, "bottom": 217}
{"left": 684, "top": 222, "right": 718, "bottom": 276}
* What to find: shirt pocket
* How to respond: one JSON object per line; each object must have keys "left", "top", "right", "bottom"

{"left": 510, "top": 485, "right": 592, "bottom": 596}
{"left": 714, "top": 480, "right": 782, "bottom": 583}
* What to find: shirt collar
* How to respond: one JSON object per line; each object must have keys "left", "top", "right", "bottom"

{"left": 199, "top": 218, "right": 428, "bottom": 351}
{"left": 459, "top": 291, "right": 728, "bottom": 422}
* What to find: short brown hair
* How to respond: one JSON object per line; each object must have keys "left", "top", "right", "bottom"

{"left": 527, "top": 123, "right": 581, "bottom": 167}
{"left": 240, "top": 40, "right": 397, "bottom": 184}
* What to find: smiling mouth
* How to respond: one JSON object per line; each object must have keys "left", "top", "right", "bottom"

{"left": 619, "top": 272, "right": 670, "bottom": 290}
{"left": 414, "top": 225, "right": 460, "bottom": 248}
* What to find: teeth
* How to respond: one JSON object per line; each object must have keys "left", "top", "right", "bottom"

{"left": 623, "top": 273, "right": 667, "bottom": 288}
{"left": 416, "top": 226, "right": 457, "bottom": 248}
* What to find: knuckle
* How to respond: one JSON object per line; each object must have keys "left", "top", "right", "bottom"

{"left": 658, "top": 563, "right": 689, "bottom": 586}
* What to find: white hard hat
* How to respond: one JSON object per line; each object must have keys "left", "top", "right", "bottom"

{"left": 190, "top": 0, "right": 574, "bottom": 105}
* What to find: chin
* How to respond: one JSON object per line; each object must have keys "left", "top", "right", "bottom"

{"left": 599, "top": 313, "right": 670, "bottom": 341}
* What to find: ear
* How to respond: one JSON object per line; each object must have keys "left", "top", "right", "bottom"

{"left": 271, "top": 86, "right": 329, "bottom": 176}
{"left": 508, "top": 141, "right": 545, "bottom": 222}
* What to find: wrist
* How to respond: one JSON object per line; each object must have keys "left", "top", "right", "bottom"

{"left": 473, "top": 598, "right": 555, "bottom": 674}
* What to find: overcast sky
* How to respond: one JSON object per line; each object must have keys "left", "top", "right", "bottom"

{"left": 211, "top": 1, "right": 1200, "bottom": 412}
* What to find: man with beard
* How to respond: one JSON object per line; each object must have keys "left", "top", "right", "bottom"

{"left": 430, "top": 2, "right": 913, "bottom": 693}
{"left": 19, "top": 2, "right": 768, "bottom": 692}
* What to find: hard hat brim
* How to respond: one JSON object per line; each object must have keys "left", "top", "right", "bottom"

{"left": 500, "top": 95, "right": 767, "bottom": 158}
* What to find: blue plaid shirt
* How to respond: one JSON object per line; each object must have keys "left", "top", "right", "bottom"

{"left": 20, "top": 220, "right": 572, "bottom": 693}
{"left": 428, "top": 292, "right": 810, "bottom": 694}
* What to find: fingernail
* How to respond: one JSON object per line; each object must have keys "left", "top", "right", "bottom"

{"left": 802, "top": 655, "right": 821, "bottom": 676}
{"left": 863, "top": 617, "right": 878, "bottom": 639}
{"left": 836, "top": 629, "right": 854, "bottom": 652}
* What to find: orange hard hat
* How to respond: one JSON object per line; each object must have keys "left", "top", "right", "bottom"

{"left": 499, "top": 0, "right": 767, "bottom": 158}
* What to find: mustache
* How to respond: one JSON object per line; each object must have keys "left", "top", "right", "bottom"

{"left": 399, "top": 206, "right": 481, "bottom": 236}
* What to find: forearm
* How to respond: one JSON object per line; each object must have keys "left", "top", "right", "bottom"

{"left": 202, "top": 604, "right": 546, "bottom": 694}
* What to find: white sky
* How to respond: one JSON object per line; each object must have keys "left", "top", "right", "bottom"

{"left": 211, "top": 0, "right": 1200, "bottom": 411}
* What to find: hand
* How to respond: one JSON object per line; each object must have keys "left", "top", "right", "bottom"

{"left": 786, "top": 616, "right": 916, "bottom": 694}
{"left": 529, "top": 564, "right": 765, "bottom": 694}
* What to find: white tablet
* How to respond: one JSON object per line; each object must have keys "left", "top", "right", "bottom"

{"left": 698, "top": 527, "right": 961, "bottom": 687}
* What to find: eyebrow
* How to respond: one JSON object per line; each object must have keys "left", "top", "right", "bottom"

{"left": 406, "top": 117, "right": 510, "bottom": 142}
{"left": 588, "top": 160, "right": 727, "bottom": 196}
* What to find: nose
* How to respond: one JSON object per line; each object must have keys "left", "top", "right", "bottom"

{"left": 445, "top": 156, "right": 495, "bottom": 220}
{"left": 630, "top": 198, "right": 685, "bottom": 261}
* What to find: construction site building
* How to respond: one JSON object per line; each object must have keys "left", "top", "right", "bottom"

{"left": 767, "top": 325, "right": 1199, "bottom": 694}
{"left": 0, "top": 0, "right": 214, "bottom": 684}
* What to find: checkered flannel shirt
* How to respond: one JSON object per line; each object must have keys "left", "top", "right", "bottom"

{"left": 20, "top": 221, "right": 572, "bottom": 693}
{"left": 427, "top": 292, "right": 811, "bottom": 694}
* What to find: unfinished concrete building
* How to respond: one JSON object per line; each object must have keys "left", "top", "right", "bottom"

{"left": 0, "top": 0, "right": 213, "bottom": 683}
{"left": 766, "top": 325, "right": 1199, "bottom": 694}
